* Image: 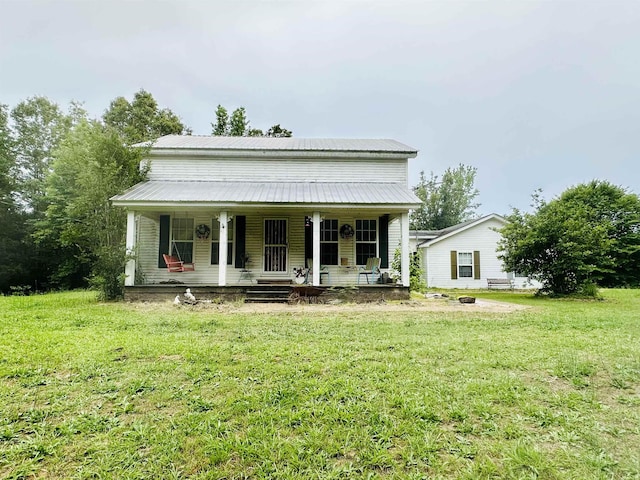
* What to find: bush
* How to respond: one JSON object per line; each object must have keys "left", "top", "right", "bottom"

{"left": 392, "top": 247, "right": 426, "bottom": 293}
{"left": 88, "top": 246, "right": 127, "bottom": 301}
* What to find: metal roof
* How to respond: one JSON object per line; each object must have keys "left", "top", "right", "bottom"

{"left": 416, "top": 214, "right": 507, "bottom": 248}
{"left": 134, "top": 135, "right": 417, "bottom": 155}
{"left": 111, "top": 181, "right": 421, "bottom": 207}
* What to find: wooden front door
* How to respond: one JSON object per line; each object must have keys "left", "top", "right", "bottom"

{"left": 264, "top": 219, "right": 288, "bottom": 273}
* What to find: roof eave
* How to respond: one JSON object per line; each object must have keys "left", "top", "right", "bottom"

{"left": 145, "top": 148, "right": 417, "bottom": 160}
{"left": 111, "top": 200, "right": 421, "bottom": 210}
{"left": 419, "top": 214, "right": 507, "bottom": 247}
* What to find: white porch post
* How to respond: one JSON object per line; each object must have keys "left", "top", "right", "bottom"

{"left": 124, "top": 210, "right": 136, "bottom": 286}
{"left": 401, "top": 212, "right": 410, "bottom": 287}
{"left": 218, "top": 211, "right": 228, "bottom": 286}
{"left": 312, "top": 211, "right": 321, "bottom": 286}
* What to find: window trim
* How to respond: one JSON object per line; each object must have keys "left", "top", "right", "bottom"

{"left": 355, "top": 219, "right": 378, "bottom": 266}
{"left": 457, "top": 251, "right": 473, "bottom": 278}
{"left": 171, "top": 217, "right": 194, "bottom": 263}
{"left": 320, "top": 219, "right": 339, "bottom": 266}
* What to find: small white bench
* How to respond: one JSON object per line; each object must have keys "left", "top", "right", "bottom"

{"left": 487, "top": 278, "right": 514, "bottom": 290}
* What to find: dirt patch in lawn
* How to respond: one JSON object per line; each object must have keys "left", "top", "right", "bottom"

{"left": 240, "top": 298, "right": 529, "bottom": 314}
{"left": 150, "top": 296, "right": 530, "bottom": 315}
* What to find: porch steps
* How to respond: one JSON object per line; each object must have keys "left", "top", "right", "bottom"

{"left": 244, "top": 286, "right": 292, "bottom": 303}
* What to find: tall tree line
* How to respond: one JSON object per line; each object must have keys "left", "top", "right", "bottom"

{"left": 0, "top": 90, "right": 293, "bottom": 297}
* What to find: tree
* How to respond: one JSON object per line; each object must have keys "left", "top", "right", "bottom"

{"left": 266, "top": 124, "right": 292, "bottom": 137}
{"left": 229, "top": 106, "right": 249, "bottom": 136}
{"left": 497, "top": 181, "right": 640, "bottom": 295}
{"left": 0, "top": 104, "right": 13, "bottom": 206}
{"left": 40, "top": 120, "right": 147, "bottom": 298}
{"left": 0, "top": 104, "right": 27, "bottom": 292}
{"left": 211, "top": 105, "right": 292, "bottom": 137}
{"left": 10, "top": 96, "right": 73, "bottom": 214}
{"left": 410, "top": 164, "right": 480, "bottom": 230}
{"left": 103, "top": 89, "right": 187, "bottom": 144}
{"left": 211, "top": 105, "right": 229, "bottom": 136}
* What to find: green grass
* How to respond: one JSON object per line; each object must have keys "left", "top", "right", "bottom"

{"left": 1, "top": 290, "right": 639, "bottom": 479}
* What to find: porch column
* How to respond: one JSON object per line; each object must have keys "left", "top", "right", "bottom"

{"left": 312, "top": 211, "right": 321, "bottom": 286}
{"left": 401, "top": 212, "right": 410, "bottom": 287}
{"left": 218, "top": 211, "right": 228, "bottom": 286}
{"left": 124, "top": 210, "right": 136, "bottom": 286}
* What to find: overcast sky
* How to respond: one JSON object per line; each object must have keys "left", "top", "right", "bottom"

{"left": 2, "top": 0, "right": 639, "bottom": 215}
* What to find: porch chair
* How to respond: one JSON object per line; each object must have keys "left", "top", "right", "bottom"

{"left": 162, "top": 254, "right": 195, "bottom": 273}
{"left": 305, "top": 258, "right": 330, "bottom": 284}
{"left": 357, "top": 257, "right": 381, "bottom": 285}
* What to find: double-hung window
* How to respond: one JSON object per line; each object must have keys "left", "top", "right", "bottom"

{"left": 320, "top": 219, "right": 338, "bottom": 265}
{"left": 211, "top": 218, "right": 233, "bottom": 265}
{"left": 458, "top": 251, "right": 473, "bottom": 278}
{"left": 355, "top": 219, "right": 377, "bottom": 265}
{"left": 171, "top": 218, "right": 194, "bottom": 263}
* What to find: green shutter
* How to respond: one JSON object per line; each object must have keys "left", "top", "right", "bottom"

{"left": 473, "top": 250, "right": 481, "bottom": 280}
{"left": 158, "top": 215, "right": 170, "bottom": 268}
{"left": 379, "top": 214, "right": 389, "bottom": 268}
{"left": 450, "top": 250, "right": 458, "bottom": 279}
{"left": 234, "top": 216, "right": 246, "bottom": 268}
{"left": 304, "top": 219, "right": 313, "bottom": 267}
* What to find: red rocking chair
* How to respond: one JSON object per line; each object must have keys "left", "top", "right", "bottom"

{"left": 162, "top": 254, "right": 195, "bottom": 273}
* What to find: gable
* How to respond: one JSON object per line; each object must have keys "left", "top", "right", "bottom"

{"left": 419, "top": 214, "right": 506, "bottom": 248}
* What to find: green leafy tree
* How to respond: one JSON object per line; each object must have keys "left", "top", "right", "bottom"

{"left": 103, "top": 89, "right": 187, "bottom": 144}
{"left": 6, "top": 97, "right": 82, "bottom": 292}
{"left": 411, "top": 164, "right": 480, "bottom": 230}
{"left": 498, "top": 181, "right": 640, "bottom": 295}
{"left": 0, "top": 104, "right": 14, "bottom": 206}
{"left": 211, "top": 105, "right": 229, "bottom": 136}
{"left": 266, "top": 124, "right": 292, "bottom": 137}
{"left": 229, "top": 106, "right": 249, "bottom": 136}
{"left": 0, "top": 104, "right": 27, "bottom": 292}
{"left": 10, "top": 96, "right": 73, "bottom": 214}
{"left": 211, "top": 105, "right": 292, "bottom": 137}
{"left": 40, "top": 120, "right": 147, "bottom": 298}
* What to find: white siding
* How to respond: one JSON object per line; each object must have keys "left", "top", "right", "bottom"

{"left": 147, "top": 156, "right": 408, "bottom": 184}
{"left": 422, "top": 217, "right": 507, "bottom": 289}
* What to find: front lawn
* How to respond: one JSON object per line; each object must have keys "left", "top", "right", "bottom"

{"left": 1, "top": 290, "right": 639, "bottom": 478}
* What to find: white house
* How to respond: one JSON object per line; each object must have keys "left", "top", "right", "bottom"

{"left": 111, "top": 135, "right": 421, "bottom": 298}
{"left": 413, "top": 214, "right": 538, "bottom": 289}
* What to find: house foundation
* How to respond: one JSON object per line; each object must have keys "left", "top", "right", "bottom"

{"left": 123, "top": 284, "right": 410, "bottom": 303}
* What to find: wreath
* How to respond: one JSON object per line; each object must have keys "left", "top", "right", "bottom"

{"left": 340, "top": 224, "right": 355, "bottom": 239}
{"left": 195, "top": 223, "right": 211, "bottom": 240}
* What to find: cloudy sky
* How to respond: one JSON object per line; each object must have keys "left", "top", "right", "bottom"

{"left": 1, "top": 0, "right": 639, "bottom": 215}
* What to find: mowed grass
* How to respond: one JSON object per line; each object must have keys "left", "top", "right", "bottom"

{"left": 1, "top": 290, "right": 639, "bottom": 479}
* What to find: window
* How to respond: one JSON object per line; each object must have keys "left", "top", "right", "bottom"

{"left": 355, "top": 219, "right": 377, "bottom": 265}
{"left": 211, "top": 218, "right": 233, "bottom": 265}
{"left": 458, "top": 252, "right": 473, "bottom": 278}
{"left": 171, "top": 218, "right": 194, "bottom": 263}
{"left": 320, "top": 219, "right": 338, "bottom": 265}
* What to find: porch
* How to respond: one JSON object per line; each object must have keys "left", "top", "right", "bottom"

{"left": 124, "top": 283, "right": 411, "bottom": 303}
{"left": 122, "top": 208, "right": 414, "bottom": 289}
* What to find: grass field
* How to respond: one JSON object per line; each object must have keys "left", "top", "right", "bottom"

{"left": 1, "top": 290, "right": 639, "bottom": 479}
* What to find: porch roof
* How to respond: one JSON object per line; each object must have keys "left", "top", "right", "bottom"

{"left": 111, "top": 180, "right": 421, "bottom": 208}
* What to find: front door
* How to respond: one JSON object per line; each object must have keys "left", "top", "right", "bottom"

{"left": 264, "top": 219, "right": 288, "bottom": 273}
